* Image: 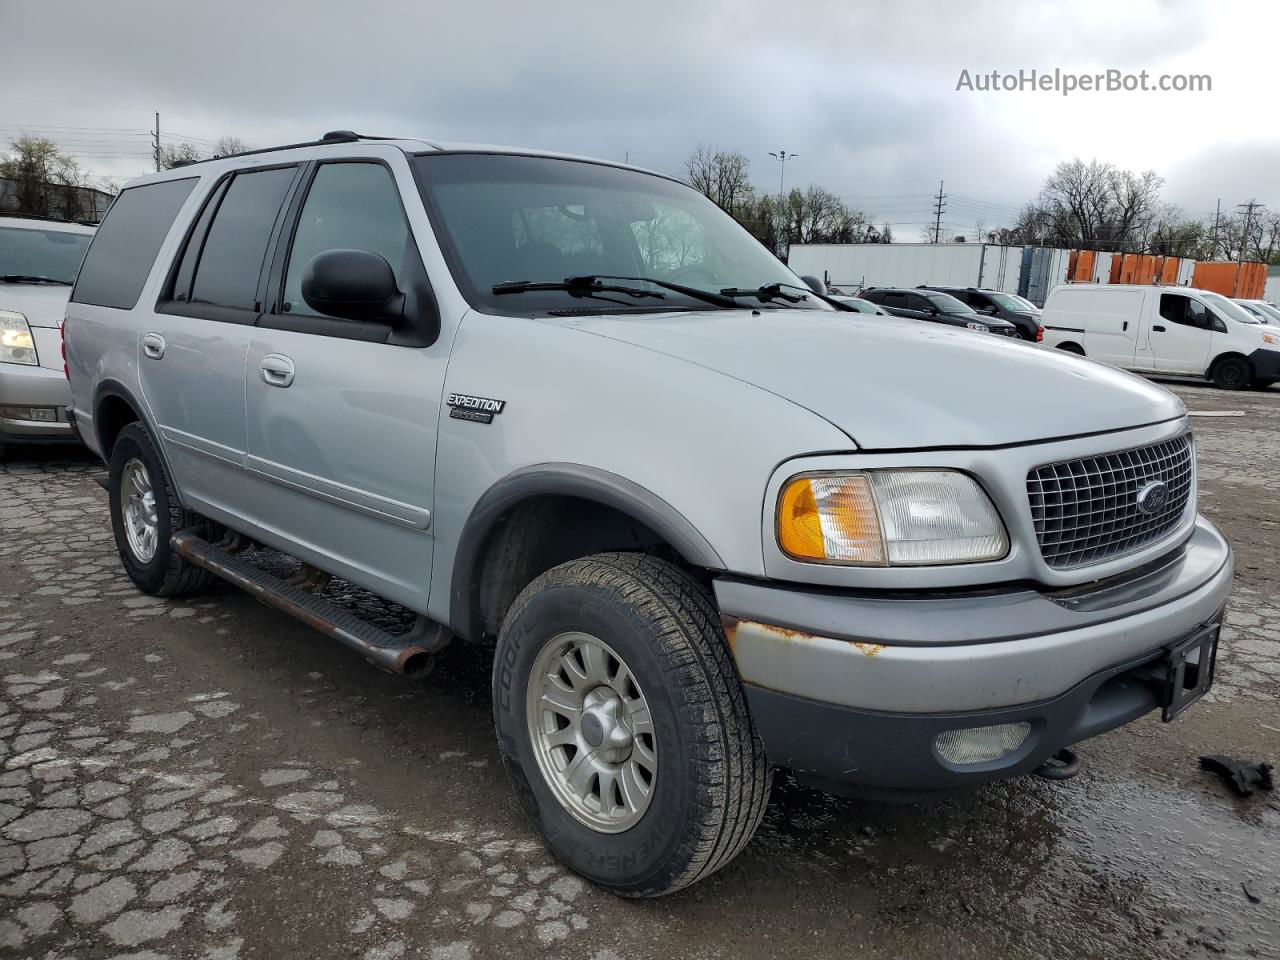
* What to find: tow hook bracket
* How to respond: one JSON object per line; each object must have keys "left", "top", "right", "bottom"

{"left": 1034, "top": 747, "right": 1083, "bottom": 781}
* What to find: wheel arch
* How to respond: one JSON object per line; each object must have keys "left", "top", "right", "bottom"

{"left": 92, "top": 380, "right": 186, "bottom": 507}
{"left": 449, "top": 463, "right": 725, "bottom": 643}
{"left": 1208, "top": 350, "right": 1251, "bottom": 378}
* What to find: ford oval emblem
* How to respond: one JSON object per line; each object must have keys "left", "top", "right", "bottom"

{"left": 1136, "top": 480, "right": 1170, "bottom": 515}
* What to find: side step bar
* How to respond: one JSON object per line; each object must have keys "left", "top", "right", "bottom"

{"left": 171, "top": 530, "right": 440, "bottom": 676}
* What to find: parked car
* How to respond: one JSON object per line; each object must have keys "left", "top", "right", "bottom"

{"left": 0, "top": 215, "right": 95, "bottom": 458}
{"left": 859, "top": 287, "right": 1020, "bottom": 336}
{"left": 922, "top": 285, "right": 1043, "bottom": 341}
{"left": 1235, "top": 298, "right": 1280, "bottom": 325}
{"left": 830, "top": 295, "right": 891, "bottom": 315}
{"left": 66, "top": 133, "right": 1232, "bottom": 897}
{"left": 1042, "top": 283, "right": 1280, "bottom": 389}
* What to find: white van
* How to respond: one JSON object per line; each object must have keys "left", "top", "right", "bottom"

{"left": 1042, "top": 283, "right": 1280, "bottom": 390}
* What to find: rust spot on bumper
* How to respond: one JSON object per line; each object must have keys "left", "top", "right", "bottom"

{"left": 852, "top": 641, "right": 884, "bottom": 657}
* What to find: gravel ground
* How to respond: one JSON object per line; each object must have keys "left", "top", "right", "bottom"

{"left": 1, "top": 378, "right": 1278, "bottom": 960}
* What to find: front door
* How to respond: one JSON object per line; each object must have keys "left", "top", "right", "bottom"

{"left": 243, "top": 155, "right": 446, "bottom": 608}
{"left": 1141, "top": 292, "right": 1214, "bottom": 374}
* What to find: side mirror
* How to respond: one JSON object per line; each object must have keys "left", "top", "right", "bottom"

{"left": 301, "top": 249, "right": 403, "bottom": 322}
{"left": 800, "top": 275, "right": 826, "bottom": 296}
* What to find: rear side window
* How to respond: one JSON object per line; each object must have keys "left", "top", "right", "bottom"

{"left": 71, "top": 178, "right": 196, "bottom": 309}
{"left": 188, "top": 167, "right": 296, "bottom": 310}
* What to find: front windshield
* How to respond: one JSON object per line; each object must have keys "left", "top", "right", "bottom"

{"left": 0, "top": 226, "right": 92, "bottom": 283}
{"left": 988, "top": 291, "right": 1032, "bottom": 313}
{"left": 414, "top": 154, "right": 822, "bottom": 314}
{"left": 1202, "top": 291, "right": 1262, "bottom": 325}
{"left": 923, "top": 291, "right": 976, "bottom": 314}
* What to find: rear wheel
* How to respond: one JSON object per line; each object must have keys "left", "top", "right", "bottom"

{"left": 1210, "top": 356, "right": 1252, "bottom": 390}
{"left": 493, "top": 553, "right": 770, "bottom": 897}
{"left": 108, "top": 422, "right": 212, "bottom": 596}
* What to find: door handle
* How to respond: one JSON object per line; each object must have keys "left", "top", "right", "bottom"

{"left": 260, "top": 354, "right": 295, "bottom": 388}
{"left": 142, "top": 333, "right": 166, "bottom": 359}
{"left": 1122, "top": 321, "right": 1128, "bottom": 331}
{"left": 1152, "top": 325, "right": 1166, "bottom": 332}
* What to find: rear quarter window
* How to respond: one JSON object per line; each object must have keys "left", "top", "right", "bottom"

{"left": 71, "top": 178, "right": 197, "bottom": 309}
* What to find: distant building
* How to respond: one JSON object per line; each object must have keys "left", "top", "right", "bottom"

{"left": 0, "top": 177, "right": 115, "bottom": 223}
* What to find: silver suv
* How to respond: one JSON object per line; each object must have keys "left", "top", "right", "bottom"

{"left": 65, "top": 132, "right": 1233, "bottom": 896}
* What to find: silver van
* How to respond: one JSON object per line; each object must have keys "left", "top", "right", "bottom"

{"left": 66, "top": 133, "right": 1233, "bottom": 896}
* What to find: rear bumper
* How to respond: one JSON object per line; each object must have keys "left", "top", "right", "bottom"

{"left": 0, "top": 363, "right": 75, "bottom": 442}
{"left": 716, "top": 516, "right": 1233, "bottom": 791}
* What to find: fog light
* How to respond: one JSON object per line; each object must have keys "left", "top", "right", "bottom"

{"left": 0, "top": 405, "right": 58, "bottom": 422}
{"left": 934, "top": 722, "right": 1032, "bottom": 765}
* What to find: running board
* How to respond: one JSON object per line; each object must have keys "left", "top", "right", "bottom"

{"left": 171, "top": 529, "right": 439, "bottom": 676}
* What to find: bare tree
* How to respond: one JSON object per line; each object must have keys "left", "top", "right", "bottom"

{"left": 684, "top": 146, "right": 752, "bottom": 215}
{"left": 0, "top": 136, "right": 95, "bottom": 219}
{"left": 158, "top": 141, "right": 202, "bottom": 169}
{"left": 214, "top": 136, "right": 249, "bottom": 158}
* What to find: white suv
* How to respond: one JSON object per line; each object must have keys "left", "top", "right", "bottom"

{"left": 0, "top": 214, "right": 95, "bottom": 456}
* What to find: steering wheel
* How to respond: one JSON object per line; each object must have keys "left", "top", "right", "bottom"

{"left": 667, "top": 264, "right": 718, "bottom": 286}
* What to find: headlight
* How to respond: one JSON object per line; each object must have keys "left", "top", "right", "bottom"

{"left": 777, "top": 470, "right": 1008, "bottom": 566}
{"left": 1, "top": 311, "right": 38, "bottom": 366}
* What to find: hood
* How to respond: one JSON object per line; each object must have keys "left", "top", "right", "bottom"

{"left": 0, "top": 283, "right": 73, "bottom": 327}
{"left": 562, "top": 308, "right": 1183, "bottom": 449}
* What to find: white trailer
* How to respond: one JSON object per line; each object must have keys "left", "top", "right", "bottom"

{"left": 788, "top": 243, "right": 1027, "bottom": 296}
{"left": 788, "top": 242, "right": 1074, "bottom": 306}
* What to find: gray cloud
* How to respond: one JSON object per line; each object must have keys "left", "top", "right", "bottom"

{"left": 1, "top": 0, "right": 1271, "bottom": 233}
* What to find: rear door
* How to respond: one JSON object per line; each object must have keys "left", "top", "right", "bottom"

{"left": 1142, "top": 292, "right": 1214, "bottom": 373}
{"left": 138, "top": 164, "right": 302, "bottom": 521}
{"left": 242, "top": 150, "right": 446, "bottom": 607}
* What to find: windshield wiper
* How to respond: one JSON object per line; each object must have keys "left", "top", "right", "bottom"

{"left": 574, "top": 275, "right": 739, "bottom": 309}
{"left": 494, "top": 275, "right": 739, "bottom": 310}
{"left": 719, "top": 282, "right": 808, "bottom": 305}
{"left": 1, "top": 274, "right": 73, "bottom": 285}
{"left": 493, "top": 276, "right": 665, "bottom": 302}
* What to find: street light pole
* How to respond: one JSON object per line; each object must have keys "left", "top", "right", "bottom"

{"left": 769, "top": 150, "right": 797, "bottom": 259}
{"left": 768, "top": 150, "right": 796, "bottom": 200}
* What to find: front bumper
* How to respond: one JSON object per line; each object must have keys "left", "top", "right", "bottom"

{"left": 1248, "top": 347, "right": 1280, "bottom": 382}
{"left": 716, "top": 516, "right": 1233, "bottom": 792}
{"left": 0, "top": 362, "right": 75, "bottom": 443}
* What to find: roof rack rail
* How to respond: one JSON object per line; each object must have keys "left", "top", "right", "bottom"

{"left": 154, "top": 130, "right": 386, "bottom": 170}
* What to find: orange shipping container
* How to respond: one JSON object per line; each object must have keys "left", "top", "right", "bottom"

{"left": 1192, "top": 261, "right": 1267, "bottom": 299}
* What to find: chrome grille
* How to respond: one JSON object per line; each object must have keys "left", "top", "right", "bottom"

{"left": 1027, "top": 433, "right": 1193, "bottom": 570}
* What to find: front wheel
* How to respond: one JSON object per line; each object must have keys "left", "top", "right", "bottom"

{"left": 493, "top": 553, "right": 770, "bottom": 897}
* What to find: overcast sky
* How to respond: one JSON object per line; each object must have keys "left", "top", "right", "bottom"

{"left": 3, "top": 0, "right": 1275, "bottom": 237}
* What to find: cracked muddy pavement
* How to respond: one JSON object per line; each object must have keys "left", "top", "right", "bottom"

{"left": 2, "top": 379, "right": 1278, "bottom": 960}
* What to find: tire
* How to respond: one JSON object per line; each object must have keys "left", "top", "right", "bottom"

{"left": 1210, "top": 356, "right": 1251, "bottom": 390}
{"left": 107, "top": 422, "right": 212, "bottom": 596}
{"left": 1056, "top": 342, "right": 1085, "bottom": 356}
{"left": 493, "top": 552, "right": 770, "bottom": 897}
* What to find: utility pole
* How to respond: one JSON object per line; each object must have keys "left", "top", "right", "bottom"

{"left": 153, "top": 112, "right": 161, "bottom": 172}
{"left": 1210, "top": 198, "right": 1220, "bottom": 259}
{"left": 1234, "top": 199, "right": 1264, "bottom": 294}
{"left": 931, "top": 179, "right": 947, "bottom": 243}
